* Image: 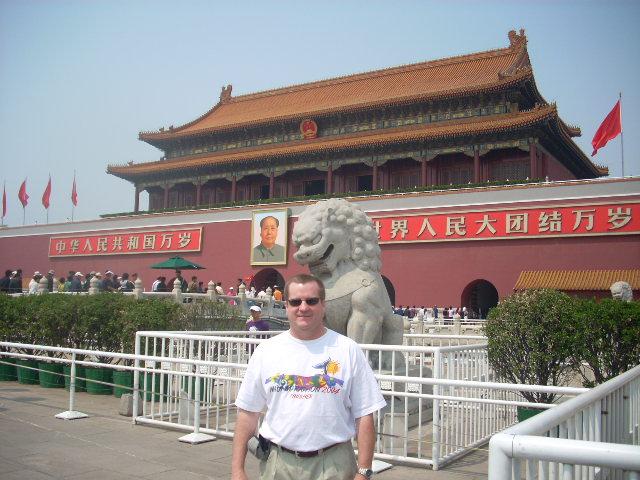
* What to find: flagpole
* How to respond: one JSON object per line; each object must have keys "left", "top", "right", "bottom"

{"left": 619, "top": 92, "right": 624, "bottom": 177}
{"left": 1, "top": 180, "right": 5, "bottom": 227}
{"left": 71, "top": 170, "right": 75, "bottom": 222}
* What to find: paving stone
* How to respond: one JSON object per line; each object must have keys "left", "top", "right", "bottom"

{"left": 0, "top": 382, "right": 488, "bottom": 479}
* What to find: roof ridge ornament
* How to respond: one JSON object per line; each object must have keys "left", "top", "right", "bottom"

{"left": 220, "top": 84, "right": 233, "bottom": 103}
{"left": 508, "top": 28, "right": 527, "bottom": 49}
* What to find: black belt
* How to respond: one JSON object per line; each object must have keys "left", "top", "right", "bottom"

{"left": 269, "top": 440, "right": 342, "bottom": 458}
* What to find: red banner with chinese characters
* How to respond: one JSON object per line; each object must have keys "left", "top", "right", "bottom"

{"left": 49, "top": 228, "right": 203, "bottom": 257}
{"left": 375, "top": 203, "right": 640, "bottom": 244}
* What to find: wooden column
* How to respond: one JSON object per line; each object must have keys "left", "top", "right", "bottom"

{"left": 428, "top": 163, "right": 438, "bottom": 187}
{"left": 326, "top": 163, "right": 333, "bottom": 194}
{"left": 163, "top": 185, "right": 170, "bottom": 209}
{"left": 474, "top": 149, "right": 481, "bottom": 183}
{"left": 134, "top": 186, "right": 140, "bottom": 213}
{"left": 529, "top": 142, "right": 538, "bottom": 179}
{"left": 269, "top": 171, "right": 275, "bottom": 198}
{"left": 421, "top": 159, "right": 427, "bottom": 187}
{"left": 230, "top": 175, "right": 237, "bottom": 202}
{"left": 372, "top": 163, "right": 378, "bottom": 190}
{"left": 195, "top": 182, "right": 202, "bottom": 206}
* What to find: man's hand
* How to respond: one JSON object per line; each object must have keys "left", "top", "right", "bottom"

{"left": 231, "top": 409, "right": 260, "bottom": 479}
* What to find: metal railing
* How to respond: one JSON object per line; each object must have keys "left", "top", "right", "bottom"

{"left": 488, "top": 364, "right": 640, "bottom": 479}
{"left": 134, "top": 331, "right": 585, "bottom": 469}
{"left": 10, "top": 276, "right": 288, "bottom": 321}
{"left": 1, "top": 336, "right": 592, "bottom": 471}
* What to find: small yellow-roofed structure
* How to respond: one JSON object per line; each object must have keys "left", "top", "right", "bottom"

{"left": 514, "top": 269, "right": 640, "bottom": 298}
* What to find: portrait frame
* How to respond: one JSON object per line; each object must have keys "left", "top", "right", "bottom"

{"left": 250, "top": 208, "right": 289, "bottom": 266}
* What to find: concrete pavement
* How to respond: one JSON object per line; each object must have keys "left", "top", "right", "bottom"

{"left": 0, "top": 382, "right": 488, "bottom": 479}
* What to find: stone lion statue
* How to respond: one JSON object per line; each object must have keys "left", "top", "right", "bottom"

{"left": 610, "top": 281, "right": 633, "bottom": 302}
{"left": 292, "top": 198, "right": 403, "bottom": 350}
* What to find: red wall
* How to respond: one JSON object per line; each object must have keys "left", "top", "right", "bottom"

{"left": 1, "top": 217, "right": 637, "bottom": 306}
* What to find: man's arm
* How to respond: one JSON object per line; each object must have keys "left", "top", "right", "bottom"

{"left": 231, "top": 408, "right": 261, "bottom": 480}
{"left": 354, "top": 413, "right": 376, "bottom": 479}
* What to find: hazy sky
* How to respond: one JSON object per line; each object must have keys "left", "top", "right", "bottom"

{"left": 1, "top": 0, "right": 638, "bottom": 227}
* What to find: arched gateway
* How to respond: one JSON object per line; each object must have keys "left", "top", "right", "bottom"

{"left": 251, "top": 268, "right": 285, "bottom": 293}
{"left": 461, "top": 279, "right": 499, "bottom": 319}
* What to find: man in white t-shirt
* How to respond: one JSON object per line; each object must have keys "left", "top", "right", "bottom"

{"left": 231, "top": 274, "right": 384, "bottom": 480}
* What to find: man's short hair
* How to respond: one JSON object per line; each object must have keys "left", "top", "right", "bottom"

{"left": 259, "top": 215, "right": 279, "bottom": 228}
{"left": 284, "top": 274, "right": 325, "bottom": 301}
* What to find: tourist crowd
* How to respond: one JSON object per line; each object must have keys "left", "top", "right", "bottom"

{"left": 393, "top": 305, "right": 472, "bottom": 320}
{"left": 0, "top": 268, "right": 142, "bottom": 294}
{"left": 1, "top": 268, "right": 285, "bottom": 304}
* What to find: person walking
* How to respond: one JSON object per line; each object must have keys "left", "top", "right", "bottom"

{"left": 231, "top": 273, "right": 384, "bottom": 480}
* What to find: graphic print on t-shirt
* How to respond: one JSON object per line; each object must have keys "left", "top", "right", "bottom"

{"left": 264, "top": 357, "right": 344, "bottom": 395}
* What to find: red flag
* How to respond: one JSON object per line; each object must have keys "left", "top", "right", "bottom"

{"left": 42, "top": 176, "right": 52, "bottom": 209}
{"left": 591, "top": 100, "right": 622, "bottom": 156}
{"left": 18, "top": 179, "right": 29, "bottom": 207}
{"left": 71, "top": 176, "right": 78, "bottom": 206}
{"left": 2, "top": 185, "right": 6, "bottom": 218}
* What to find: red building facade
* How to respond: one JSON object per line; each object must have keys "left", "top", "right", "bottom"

{"left": 2, "top": 31, "right": 637, "bottom": 315}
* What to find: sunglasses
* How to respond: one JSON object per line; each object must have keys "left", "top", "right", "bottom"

{"left": 287, "top": 297, "right": 321, "bottom": 307}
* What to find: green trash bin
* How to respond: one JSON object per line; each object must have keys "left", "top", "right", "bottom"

{"left": 38, "top": 362, "right": 65, "bottom": 388}
{"left": 517, "top": 406, "right": 546, "bottom": 422}
{"left": 16, "top": 359, "right": 39, "bottom": 384}
{"left": 85, "top": 366, "right": 113, "bottom": 395}
{"left": 113, "top": 369, "right": 134, "bottom": 398}
{"left": 140, "top": 372, "right": 167, "bottom": 402}
{"left": 0, "top": 357, "right": 18, "bottom": 381}
{"left": 63, "top": 364, "right": 87, "bottom": 392}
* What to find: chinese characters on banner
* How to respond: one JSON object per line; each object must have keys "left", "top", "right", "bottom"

{"left": 375, "top": 203, "right": 640, "bottom": 243}
{"left": 49, "top": 228, "right": 202, "bottom": 257}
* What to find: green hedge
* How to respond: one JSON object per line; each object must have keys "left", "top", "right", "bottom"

{"left": 568, "top": 298, "right": 640, "bottom": 387}
{"left": 0, "top": 294, "right": 249, "bottom": 363}
{"left": 484, "top": 289, "right": 640, "bottom": 401}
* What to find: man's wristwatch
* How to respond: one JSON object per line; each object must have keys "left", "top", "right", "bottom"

{"left": 357, "top": 466, "right": 374, "bottom": 478}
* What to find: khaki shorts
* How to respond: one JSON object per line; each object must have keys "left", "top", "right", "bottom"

{"left": 259, "top": 441, "right": 357, "bottom": 480}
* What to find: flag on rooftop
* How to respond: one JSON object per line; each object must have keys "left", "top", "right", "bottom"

{"left": 18, "top": 179, "right": 29, "bottom": 207}
{"left": 591, "top": 99, "right": 622, "bottom": 156}
{"left": 42, "top": 175, "right": 52, "bottom": 209}
{"left": 71, "top": 175, "right": 78, "bottom": 206}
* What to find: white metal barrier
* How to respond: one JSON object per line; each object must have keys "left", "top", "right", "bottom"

{"left": 0, "top": 337, "right": 591, "bottom": 470}
{"left": 488, "top": 364, "right": 640, "bottom": 479}
{"left": 134, "top": 331, "right": 586, "bottom": 469}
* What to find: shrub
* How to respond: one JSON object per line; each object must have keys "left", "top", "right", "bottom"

{"left": 178, "top": 300, "right": 245, "bottom": 331}
{"left": 484, "top": 289, "right": 576, "bottom": 403}
{"left": 0, "top": 294, "right": 184, "bottom": 363}
{"left": 568, "top": 298, "right": 640, "bottom": 387}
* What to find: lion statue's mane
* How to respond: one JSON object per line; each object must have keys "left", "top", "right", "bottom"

{"left": 293, "top": 198, "right": 403, "bottom": 354}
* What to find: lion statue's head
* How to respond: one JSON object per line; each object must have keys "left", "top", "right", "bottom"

{"left": 293, "top": 198, "right": 381, "bottom": 274}
{"left": 610, "top": 281, "right": 633, "bottom": 302}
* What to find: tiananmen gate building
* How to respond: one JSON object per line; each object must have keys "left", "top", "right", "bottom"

{"left": 1, "top": 30, "right": 638, "bottom": 315}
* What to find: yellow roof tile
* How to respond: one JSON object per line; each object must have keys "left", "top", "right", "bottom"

{"left": 140, "top": 30, "right": 531, "bottom": 141}
{"left": 514, "top": 270, "right": 640, "bottom": 291}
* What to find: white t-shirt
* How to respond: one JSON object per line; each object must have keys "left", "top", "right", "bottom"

{"left": 235, "top": 329, "right": 386, "bottom": 451}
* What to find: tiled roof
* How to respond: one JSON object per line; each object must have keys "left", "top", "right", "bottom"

{"left": 514, "top": 270, "right": 640, "bottom": 291}
{"left": 109, "top": 104, "right": 557, "bottom": 178}
{"left": 140, "top": 30, "right": 533, "bottom": 141}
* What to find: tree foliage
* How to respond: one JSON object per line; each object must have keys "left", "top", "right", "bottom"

{"left": 484, "top": 289, "right": 576, "bottom": 403}
{"left": 568, "top": 298, "right": 640, "bottom": 387}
